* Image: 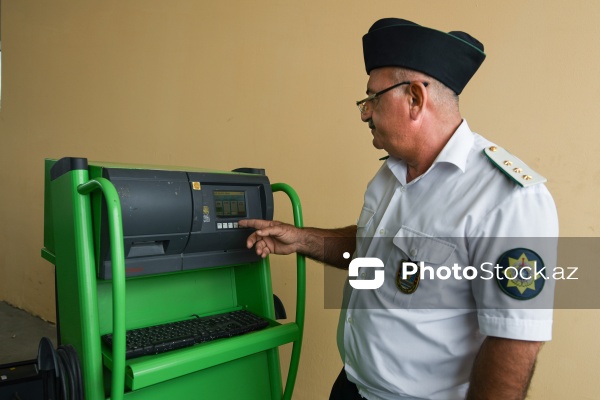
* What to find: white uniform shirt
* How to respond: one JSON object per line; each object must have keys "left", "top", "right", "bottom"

{"left": 337, "top": 120, "right": 559, "bottom": 400}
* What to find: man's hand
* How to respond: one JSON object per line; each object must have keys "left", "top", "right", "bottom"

{"left": 239, "top": 220, "right": 357, "bottom": 268}
{"left": 238, "top": 219, "right": 302, "bottom": 258}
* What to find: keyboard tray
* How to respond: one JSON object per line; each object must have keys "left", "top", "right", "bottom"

{"left": 101, "top": 309, "right": 269, "bottom": 359}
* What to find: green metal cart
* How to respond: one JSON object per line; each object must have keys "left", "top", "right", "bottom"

{"left": 42, "top": 157, "right": 305, "bottom": 400}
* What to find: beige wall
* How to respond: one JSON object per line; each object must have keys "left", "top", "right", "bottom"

{"left": 1, "top": 1, "right": 598, "bottom": 398}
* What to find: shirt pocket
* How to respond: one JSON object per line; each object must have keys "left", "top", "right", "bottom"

{"left": 392, "top": 226, "right": 456, "bottom": 264}
{"left": 389, "top": 226, "right": 459, "bottom": 308}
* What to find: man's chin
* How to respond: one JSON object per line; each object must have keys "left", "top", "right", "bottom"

{"left": 372, "top": 138, "right": 384, "bottom": 150}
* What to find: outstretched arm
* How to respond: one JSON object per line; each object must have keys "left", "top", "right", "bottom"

{"left": 238, "top": 219, "right": 357, "bottom": 269}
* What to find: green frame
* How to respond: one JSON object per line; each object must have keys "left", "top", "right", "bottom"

{"left": 42, "top": 159, "right": 305, "bottom": 400}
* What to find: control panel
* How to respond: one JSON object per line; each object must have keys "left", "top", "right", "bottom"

{"left": 91, "top": 165, "right": 273, "bottom": 279}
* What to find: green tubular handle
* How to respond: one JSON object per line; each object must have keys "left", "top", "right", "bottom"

{"left": 78, "top": 178, "right": 126, "bottom": 400}
{"left": 271, "top": 183, "right": 306, "bottom": 400}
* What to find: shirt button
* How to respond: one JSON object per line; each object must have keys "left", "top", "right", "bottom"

{"left": 401, "top": 186, "right": 407, "bottom": 192}
{"left": 347, "top": 316, "right": 353, "bottom": 324}
{"left": 379, "top": 229, "right": 385, "bottom": 235}
{"left": 410, "top": 248, "right": 418, "bottom": 257}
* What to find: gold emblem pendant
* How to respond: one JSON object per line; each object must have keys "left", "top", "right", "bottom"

{"left": 396, "top": 259, "right": 420, "bottom": 294}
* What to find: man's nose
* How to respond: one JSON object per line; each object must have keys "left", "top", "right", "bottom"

{"left": 360, "top": 108, "right": 372, "bottom": 123}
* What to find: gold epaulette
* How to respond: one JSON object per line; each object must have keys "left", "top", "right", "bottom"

{"left": 483, "top": 146, "right": 547, "bottom": 187}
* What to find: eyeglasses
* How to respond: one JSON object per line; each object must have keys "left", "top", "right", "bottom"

{"left": 356, "top": 81, "right": 428, "bottom": 114}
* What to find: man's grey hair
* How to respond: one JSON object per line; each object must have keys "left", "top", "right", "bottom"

{"left": 392, "top": 68, "right": 459, "bottom": 116}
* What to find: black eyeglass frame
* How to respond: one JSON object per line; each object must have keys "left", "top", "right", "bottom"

{"left": 356, "top": 81, "right": 429, "bottom": 113}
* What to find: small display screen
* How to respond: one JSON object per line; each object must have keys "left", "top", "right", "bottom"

{"left": 214, "top": 191, "right": 247, "bottom": 218}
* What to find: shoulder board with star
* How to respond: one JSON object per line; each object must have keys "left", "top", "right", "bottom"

{"left": 483, "top": 145, "right": 546, "bottom": 188}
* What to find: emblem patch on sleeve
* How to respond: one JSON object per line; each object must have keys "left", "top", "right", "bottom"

{"left": 495, "top": 248, "right": 545, "bottom": 300}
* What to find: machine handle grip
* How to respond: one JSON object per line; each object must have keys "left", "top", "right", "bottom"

{"left": 78, "top": 178, "right": 126, "bottom": 400}
{"left": 271, "top": 183, "right": 305, "bottom": 400}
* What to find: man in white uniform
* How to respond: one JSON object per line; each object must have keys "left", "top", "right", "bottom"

{"left": 240, "top": 17, "right": 558, "bottom": 400}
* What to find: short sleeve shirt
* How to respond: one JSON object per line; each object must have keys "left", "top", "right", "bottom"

{"left": 337, "top": 120, "right": 559, "bottom": 400}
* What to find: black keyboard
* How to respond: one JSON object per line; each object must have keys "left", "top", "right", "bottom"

{"left": 101, "top": 309, "right": 270, "bottom": 359}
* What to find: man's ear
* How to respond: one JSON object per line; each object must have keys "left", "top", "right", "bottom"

{"left": 408, "top": 82, "right": 428, "bottom": 120}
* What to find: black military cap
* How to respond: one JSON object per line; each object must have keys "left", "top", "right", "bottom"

{"left": 362, "top": 18, "right": 486, "bottom": 94}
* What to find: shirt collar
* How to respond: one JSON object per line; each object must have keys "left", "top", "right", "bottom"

{"left": 432, "top": 119, "right": 473, "bottom": 173}
{"left": 385, "top": 120, "right": 474, "bottom": 184}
